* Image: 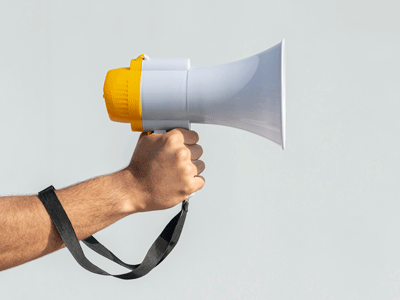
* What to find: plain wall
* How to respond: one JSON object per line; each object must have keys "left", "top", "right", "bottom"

{"left": 0, "top": 0, "right": 399, "bottom": 299}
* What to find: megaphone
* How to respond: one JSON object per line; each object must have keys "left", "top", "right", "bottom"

{"left": 55, "top": 40, "right": 287, "bottom": 280}
{"left": 103, "top": 40, "right": 286, "bottom": 149}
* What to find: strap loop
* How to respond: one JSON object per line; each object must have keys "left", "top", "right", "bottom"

{"left": 38, "top": 185, "right": 188, "bottom": 279}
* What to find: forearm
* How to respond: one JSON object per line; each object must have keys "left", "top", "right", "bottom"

{"left": 0, "top": 129, "right": 205, "bottom": 272}
{"left": 0, "top": 170, "right": 136, "bottom": 271}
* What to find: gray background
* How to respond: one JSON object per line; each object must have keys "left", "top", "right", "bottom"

{"left": 0, "top": 0, "right": 399, "bottom": 299}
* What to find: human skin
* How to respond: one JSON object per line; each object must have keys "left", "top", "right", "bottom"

{"left": 0, "top": 129, "right": 205, "bottom": 271}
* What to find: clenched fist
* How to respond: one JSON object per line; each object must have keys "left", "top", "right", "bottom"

{"left": 123, "top": 129, "right": 205, "bottom": 212}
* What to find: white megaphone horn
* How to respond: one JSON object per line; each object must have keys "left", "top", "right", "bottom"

{"left": 103, "top": 40, "right": 286, "bottom": 149}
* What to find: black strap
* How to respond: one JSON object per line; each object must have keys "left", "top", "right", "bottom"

{"left": 38, "top": 185, "right": 188, "bottom": 279}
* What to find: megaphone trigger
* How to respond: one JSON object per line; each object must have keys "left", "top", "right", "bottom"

{"left": 153, "top": 130, "right": 167, "bottom": 134}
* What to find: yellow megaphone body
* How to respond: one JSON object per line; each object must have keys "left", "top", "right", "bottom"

{"left": 103, "top": 40, "right": 286, "bottom": 149}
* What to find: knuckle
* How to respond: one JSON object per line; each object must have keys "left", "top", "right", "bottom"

{"left": 169, "top": 128, "right": 181, "bottom": 134}
{"left": 165, "top": 134, "right": 179, "bottom": 146}
{"left": 182, "top": 163, "right": 194, "bottom": 175}
{"left": 176, "top": 147, "right": 190, "bottom": 160}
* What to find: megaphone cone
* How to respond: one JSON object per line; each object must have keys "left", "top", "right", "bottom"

{"left": 187, "top": 40, "right": 286, "bottom": 149}
{"left": 103, "top": 40, "right": 286, "bottom": 149}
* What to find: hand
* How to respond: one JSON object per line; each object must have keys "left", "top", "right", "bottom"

{"left": 124, "top": 129, "right": 205, "bottom": 212}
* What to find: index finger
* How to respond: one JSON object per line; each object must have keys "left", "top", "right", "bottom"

{"left": 169, "top": 128, "right": 199, "bottom": 145}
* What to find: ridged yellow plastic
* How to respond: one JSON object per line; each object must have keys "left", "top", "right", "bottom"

{"left": 103, "top": 54, "right": 145, "bottom": 131}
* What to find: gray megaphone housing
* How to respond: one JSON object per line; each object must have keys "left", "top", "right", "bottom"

{"left": 128, "top": 40, "right": 285, "bottom": 149}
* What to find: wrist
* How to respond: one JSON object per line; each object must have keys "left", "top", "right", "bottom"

{"left": 53, "top": 172, "right": 139, "bottom": 240}
{"left": 112, "top": 169, "right": 146, "bottom": 214}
